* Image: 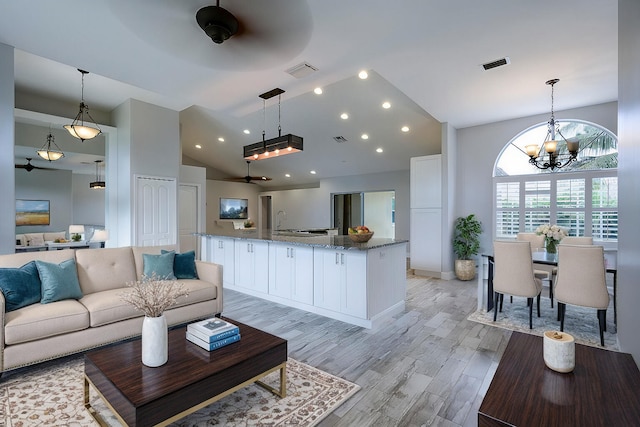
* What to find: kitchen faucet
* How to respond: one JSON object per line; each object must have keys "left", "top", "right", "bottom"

{"left": 276, "top": 210, "right": 286, "bottom": 230}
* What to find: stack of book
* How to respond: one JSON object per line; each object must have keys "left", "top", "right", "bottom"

{"left": 186, "top": 318, "right": 240, "bottom": 351}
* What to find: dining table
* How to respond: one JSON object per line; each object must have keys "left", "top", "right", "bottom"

{"left": 480, "top": 249, "right": 617, "bottom": 324}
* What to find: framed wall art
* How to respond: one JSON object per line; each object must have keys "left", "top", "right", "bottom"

{"left": 16, "top": 199, "right": 50, "bottom": 226}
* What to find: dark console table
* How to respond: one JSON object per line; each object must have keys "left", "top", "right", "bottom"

{"left": 479, "top": 332, "right": 640, "bottom": 426}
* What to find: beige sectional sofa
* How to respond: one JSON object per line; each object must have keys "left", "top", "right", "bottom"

{"left": 0, "top": 244, "right": 222, "bottom": 375}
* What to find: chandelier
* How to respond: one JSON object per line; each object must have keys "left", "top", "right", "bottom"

{"left": 64, "top": 69, "right": 102, "bottom": 142}
{"left": 243, "top": 88, "right": 303, "bottom": 161}
{"left": 90, "top": 160, "right": 105, "bottom": 189}
{"left": 524, "top": 79, "right": 579, "bottom": 170}
{"left": 36, "top": 130, "right": 64, "bottom": 161}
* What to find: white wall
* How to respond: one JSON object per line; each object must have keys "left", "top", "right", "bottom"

{"left": 456, "top": 102, "right": 618, "bottom": 255}
{"left": 618, "top": 0, "right": 640, "bottom": 363}
{"left": 0, "top": 43, "right": 15, "bottom": 254}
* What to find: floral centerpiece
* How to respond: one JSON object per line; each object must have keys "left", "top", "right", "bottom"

{"left": 120, "top": 273, "right": 189, "bottom": 367}
{"left": 535, "top": 224, "right": 567, "bottom": 254}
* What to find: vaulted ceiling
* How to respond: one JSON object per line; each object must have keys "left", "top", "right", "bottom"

{"left": 2, "top": 0, "right": 617, "bottom": 187}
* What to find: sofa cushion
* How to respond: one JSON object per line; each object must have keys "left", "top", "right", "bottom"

{"left": 131, "top": 245, "right": 178, "bottom": 280}
{"left": 25, "top": 233, "right": 45, "bottom": 246}
{"left": 143, "top": 252, "right": 176, "bottom": 280}
{"left": 0, "top": 261, "right": 41, "bottom": 312}
{"left": 75, "top": 247, "right": 137, "bottom": 294}
{"left": 161, "top": 249, "right": 198, "bottom": 279}
{"left": 4, "top": 299, "right": 89, "bottom": 345}
{"left": 36, "top": 259, "right": 83, "bottom": 304}
{"left": 165, "top": 279, "right": 217, "bottom": 309}
{"left": 80, "top": 288, "right": 144, "bottom": 327}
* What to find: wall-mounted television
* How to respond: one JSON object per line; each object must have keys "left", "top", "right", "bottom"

{"left": 219, "top": 198, "right": 248, "bottom": 219}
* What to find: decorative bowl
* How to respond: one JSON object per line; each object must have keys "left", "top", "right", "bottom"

{"left": 348, "top": 232, "right": 374, "bottom": 243}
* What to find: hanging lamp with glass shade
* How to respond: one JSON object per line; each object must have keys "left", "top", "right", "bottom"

{"left": 36, "top": 130, "right": 64, "bottom": 161}
{"left": 90, "top": 160, "right": 105, "bottom": 189}
{"left": 64, "top": 69, "right": 102, "bottom": 142}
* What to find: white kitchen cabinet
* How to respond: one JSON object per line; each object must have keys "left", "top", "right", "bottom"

{"left": 234, "top": 240, "right": 269, "bottom": 294}
{"left": 410, "top": 155, "right": 442, "bottom": 209}
{"left": 313, "top": 248, "right": 367, "bottom": 318}
{"left": 209, "top": 237, "right": 235, "bottom": 286}
{"left": 268, "top": 243, "right": 314, "bottom": 305}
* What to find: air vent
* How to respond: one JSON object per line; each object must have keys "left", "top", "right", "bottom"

{"left": 285, "top": 62, "right": 319, "bottom": 79}
{"left": 482, "top": 57, "right": 511, "bottom": 71}
{"left": 333, "top": 136, "right": 348, "bottom": 143}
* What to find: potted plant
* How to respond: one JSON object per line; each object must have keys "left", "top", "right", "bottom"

{"left": 453, "top": 214, "right": 482, "bottom": 281}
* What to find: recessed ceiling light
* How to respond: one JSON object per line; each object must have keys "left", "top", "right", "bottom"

{"left": 285, "top": 173, "right": 291, "bottom": 178}
{"left": 195, "top": 144, "right": 202, "bottom": 149}
{"left": 382, "top": 101, "right": 391, "bottom": 109}
{"left": 358, "top": 70, "right": 368, "bottom": 79}
{"left": 218, "top": 137, "right": 225, "bottom": 142}
{"left": 340, "top": 113, "right": 349, "bottom": 120}
{"left": 361, "top": 133, "right": 369, "bottom": 140}
{"left": 310, "top": 170, "right": 316, "bottom": 175}
{"left": 314, "top": 87, "right": 323, "bottom": 95}
{"left": 401, "top": 126, "right": 410, "bottom": 133}
{"left": 376, "top": 147, "right": 383, "bottom": 153}
{"left": 243, "top": 129, "right": 250, "bottom": 134}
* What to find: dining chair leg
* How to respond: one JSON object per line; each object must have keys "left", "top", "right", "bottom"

{"left": 499, "top": 294, "right": 504, "bottom": 312}
{"left": 537, "top": 294, "right": 541, "bottom": 317}
{"left": 559, "top": 303, "right": 566, "bottom": 331}
{"left": 598, "top": 309, "right": 607, "bottom": 346}
{"left": 549, "top": 279, "right": 554, "bottom": 308}
{"left": 527, "top": 297, "right": 533, "bottom": 329}
{"left": 493, "top": 292, "right": 500, "bottom": 321}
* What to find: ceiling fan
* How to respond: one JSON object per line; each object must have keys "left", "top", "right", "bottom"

{"left": 224, "top": 161, "right": 272, "bottom": 184}
{"left": 15, "top": 158, "right": 55, "bottom": 172}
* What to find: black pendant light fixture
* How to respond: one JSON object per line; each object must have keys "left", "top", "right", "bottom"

{"left": 90, "top": 160, "right": 105, "bottom": 189}
{"left": 243, "top": 88, "right": 303, "bottom": 161}
{"left": 36, "top": 128, "right": 64, "bottom": 161}
{"left": 524, "top": 79, "right": 579, "bottom": 170}
{"left": 64, "top": 69, "right": 102, "bottom": 142}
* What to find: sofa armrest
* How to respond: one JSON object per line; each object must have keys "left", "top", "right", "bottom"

{"left": 0, "top": 291, "right": 5, "bottom": 371}
{"left": 195, "top": 260, "right": 223, "bottom": 313}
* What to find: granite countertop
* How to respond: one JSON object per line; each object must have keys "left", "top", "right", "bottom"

{"left": 197, "top": 231, "right": 407, "bottom": 251}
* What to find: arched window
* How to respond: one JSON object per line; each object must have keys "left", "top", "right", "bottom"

{"left": 494, "top": 120, "right": 617, "bottom": 243}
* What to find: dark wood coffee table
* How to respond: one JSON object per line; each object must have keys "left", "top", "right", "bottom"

{"left": 479, "top": 332, "right": 640, "bottom": 426}
{"left": 84, "top": 318, "right": 287, "bottom": 427}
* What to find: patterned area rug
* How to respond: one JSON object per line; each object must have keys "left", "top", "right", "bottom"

{"left": 0, "top": 356, "right": 359, "bottom": 426}
{"left": 468, "top": 295, "right": 619, "bottom": 350}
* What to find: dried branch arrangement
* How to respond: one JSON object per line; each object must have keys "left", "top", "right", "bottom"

{"left": 120, "top": 273, "right": 189, "bottom": 318}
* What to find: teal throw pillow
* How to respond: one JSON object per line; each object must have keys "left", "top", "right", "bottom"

{"left": 143, "top": 252, "right": 176, "bottom": 280}
{"left": 161, "top": 249, "right": 198, "bottom": 279}
{"left": 36, "top": 259, "right": 83, "bottom": 304}
{"left": 0, "top": 261, "right": 42, "bottom": 312}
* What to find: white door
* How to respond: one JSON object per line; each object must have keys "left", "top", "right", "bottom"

{"left": 136, "top": 176, "right": 177, "bottom": 246}
{"left": 179, "top": 184, "right": 199, "bottom": 253}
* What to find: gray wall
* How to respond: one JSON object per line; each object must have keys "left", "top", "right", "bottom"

{"left": 618, "top": 0, "right": 640, "bottom": 363}
{"left": 72, "top": 173, "right": 106, "bottom": 226}
{"left": 15, "top": 168, "right": 73, "bottom": 235}
{"left": 0, "top": 44, "right": 15, "bottom": 255}
{"left": 456, "top": 102, "right": 618, "bottom": 256}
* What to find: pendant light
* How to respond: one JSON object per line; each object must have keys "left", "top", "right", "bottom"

{"left": 64, "top": 69, "right": 102, "bottom": 141}
{"left": 90, "top": 160, "right": 105, "bottom": 189}
{"left": 36, "top": 128, "right": 64, "bottom": 161}
{"left": 524, "top": 79, "right": 580, "bottom": 170}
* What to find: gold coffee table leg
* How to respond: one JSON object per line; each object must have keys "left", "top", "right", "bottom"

{"left": 255, "top": 362, "right": 287, "bottom": 398}
{"left": 85, "top": 375, "right": 128, "bottom": 427}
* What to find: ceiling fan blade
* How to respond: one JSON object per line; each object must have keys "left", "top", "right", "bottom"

{"left": 223, "top": 161, "right": 272, "bottom": 183}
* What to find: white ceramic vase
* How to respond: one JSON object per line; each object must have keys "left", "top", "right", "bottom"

{"left": 141, "top": 314, "right": 168, "bottom": 367}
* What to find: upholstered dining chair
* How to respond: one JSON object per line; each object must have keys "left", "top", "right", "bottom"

{"left": 554, "top": 244, "right": 609, "bottom": 346}
{"left": 517, "top": 232, "right": 553, "bottom": 304}
{"left": 493, "top": 241, "right": 543, "bottom": 329}
{"left": 550, "top": 236, "right": 594, "bottom": 307}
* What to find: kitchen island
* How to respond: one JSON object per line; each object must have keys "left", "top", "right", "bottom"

{"left": 199, "top": 231, "right": 408, "bottom": 328}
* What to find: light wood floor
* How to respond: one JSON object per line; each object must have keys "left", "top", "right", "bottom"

{"left": 223, "top": 273, "right": 512, "bottom": 427}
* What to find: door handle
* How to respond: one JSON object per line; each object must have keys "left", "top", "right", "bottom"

{"left": 341, "top": 253, "right": 345, "bottom": 265}
{"left": 335, "top": 253, "right": 340, "bottom": 264}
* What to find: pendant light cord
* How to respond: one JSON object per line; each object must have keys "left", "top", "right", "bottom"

{"left": 278, "top": 94, "right": 282, "bottom": 137}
